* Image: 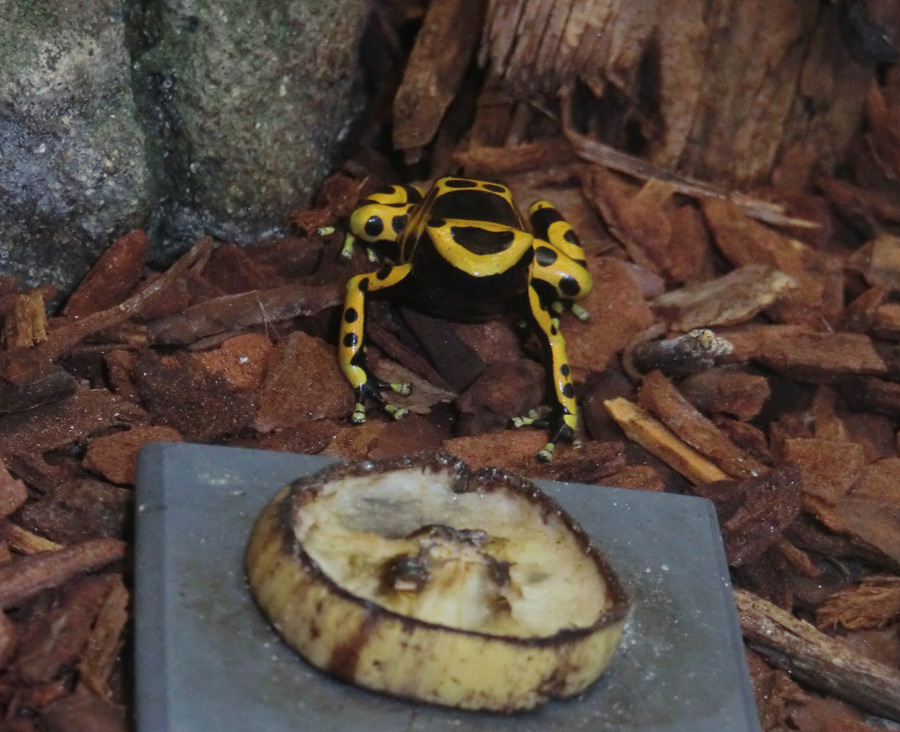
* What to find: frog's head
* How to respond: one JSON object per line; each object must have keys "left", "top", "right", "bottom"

{"left": 349, "top": 202, "right": 408, "bottom": 244}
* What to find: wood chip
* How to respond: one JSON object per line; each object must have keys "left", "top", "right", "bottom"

{"left": 4, "top": 292, "right": 49, "bottom": 348}
{"left": 146, "top": 281, "right": 342, "bottom": 346}
{"left": 637, "top": 370, "right": 768, "bottom": 478}
{"left": 453, "top": 139, "right": 581, "bottom": 178}
{"left": 817, "top": 176, "right": 900, "bottom": 227}
{"left": 817, "top": 576, "right": 900, "bottom": 631}
{"left": 702, "top": 198, "right": 831, "bottom": 324}
{"left": 399, "top": 308, "right": 486, "bottom": 392}
{"left": 440, "top": 429, "right": 550, "bottom": 472}
{"left": 15, "top": 481, "right": 132, "bottom": 545}
{"left": 603, "top": 464, "right": 665, "bottom": 492}
{"left": 135, "top": 351, "right": 257, "bottom": 443}
{"left": 781, "top": 438, "right": 867, "bottom": 506}
{"left": 366, "top": 320, "right": 452, "bottom": 392}
{"left": 866, "top": 81, "right": 900, "bottom": 181}
{"left": 1, "top": 522, "right": 63, "bottom": 554}
{"left": 0, "top": 609, "right": 17, "bottom": 667}
{"left": 13, "top": 575, "right": 115, "bottom": 685}
{"left": 585, "top": 168, "right": 667, "bottom": 274}
{"left": 0, "top": 350, "right": 77, "bottom": 416}
{"left": 862, "top": 232, "right": 900, "bottom": 290}
{"left": 651, "top": 264, "right": 796, "bottom": 332}
{"left": 37, "top": 237, "right": 213, "bottom": 361}
{"left": 677, "top": 367, "right": 771, "bottom": 421}
{"left": 191, "top": 333, "right": 273, "bottom": 390}
{"left": 82, "top": 426, "right": 182, "bottom": 486}
{"left": 0, "top": 389, "right": 148, "bottom": 469}
{"left": 254, "top": 331, "right": 353, "bottom": 431}
{"left": 0, "top": 458, "right": 28, "bottom": 519}
{"left": 724, "top": 326, "right": 887, "bottom": 381}
{"left": 78, "top": 575, "right": 129, "bottom": 700}
{"left": 62, "top": 230, "right": 149, "bottom": 318}
{"left": 0, "top": 539, "right": 125, "bottom": 610}
{"left": 806, "top": 458, "right": 900, "bottom": 566}
{"left": 392, "top": 0, "right": 486, "bottom": 155}
{"left": 693, "top": 465, "right": 801, "bottom": 567}
{"left": 563, "top": 257, "right": 655, "bottom": 375}
{"left": 40, "top": 687, "right": 127, "bottom": 732}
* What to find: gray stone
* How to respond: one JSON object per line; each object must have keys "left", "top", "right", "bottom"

{"left": 132, "top": 0, "right": 370, "bottom": 260}
{"left": 0, "top": 0, "right": 152, "bottom": 303}
{"left": 0, "top": 0, "right": 371, "bottom": 300}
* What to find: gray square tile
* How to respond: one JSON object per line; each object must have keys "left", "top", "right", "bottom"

{"left": 135, "top": 443, "right": 760, "bottom": 732}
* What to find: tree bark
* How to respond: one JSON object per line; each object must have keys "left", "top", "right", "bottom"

{"left": 476, "top": 0, "right": 893, "bottom": 187}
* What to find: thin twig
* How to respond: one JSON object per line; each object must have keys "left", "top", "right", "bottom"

{"left": 558, "top": 91, "right": 820, "bottom": 230}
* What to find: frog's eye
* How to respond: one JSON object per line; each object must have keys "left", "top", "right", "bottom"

{"left": 365, "top": 216, "right": 384, "bottom": 238}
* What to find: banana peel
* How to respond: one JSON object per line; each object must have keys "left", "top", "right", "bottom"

{"left": 245, "top": 454, "right": 628, "bottom": 712}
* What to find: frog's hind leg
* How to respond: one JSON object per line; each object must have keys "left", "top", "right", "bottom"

{"left": 515, "top": 284, "right": 579, "bottom": 462}
{"left": 339, "top": 264, "right": 413, "bottom": 422}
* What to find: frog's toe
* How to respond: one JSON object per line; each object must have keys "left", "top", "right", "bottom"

{"left": 511, "top": 409, "right": 545, "bottom": 429}
{"left": 384, "top": 403, "right": 409, "bottom": 420}
{"left": 388, "top": 381, "right": 412, "bottom": 396}
{"left": 537, "top": 442, "right": 555, "bottom": 462}
{"left": 571, "top": 303, "right": 590, "bottom": 322}
{"left": 339, "top": 233, "right": 356, "bottom": 261}
{"left": 351, "top": 402, "right": 367, "bottom": 424}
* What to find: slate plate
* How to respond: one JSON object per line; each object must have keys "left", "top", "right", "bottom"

{"left": 134, "top": 442, "right": 761, "bottom": 732}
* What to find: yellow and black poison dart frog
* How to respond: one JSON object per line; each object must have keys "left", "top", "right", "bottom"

{"left": 337, "top": 177, "right": 593, "bottom": 461}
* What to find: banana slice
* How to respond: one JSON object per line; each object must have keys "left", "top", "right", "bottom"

{"left": 245, "top": 454, "right": 628, "bottom": 712}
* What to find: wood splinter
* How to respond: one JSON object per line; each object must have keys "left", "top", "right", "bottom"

{"left": 603, "top": 397, "right": 728, "bottom": 485}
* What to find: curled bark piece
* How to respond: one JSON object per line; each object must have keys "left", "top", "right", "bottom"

{"left": 735, "top": 587, "right": 900, "bottom": 722}
{"left": 629, "top": 329, "right": 734, "bottom": 376}
{"left": 0, "top": 539, "right": 125, "bottom": 610}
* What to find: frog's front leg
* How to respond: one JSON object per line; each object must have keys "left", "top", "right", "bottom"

{"left": 517, "top": 283, "right": 579, "bottom": 462}
{"left": 341, "top": 184, "right": 424, "bottom": 261}
{"left": 339, "top": 264, "right": 413, "bottom": 422}
{"left": 528, "top": 201, "right": 593, "bottom": 320}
